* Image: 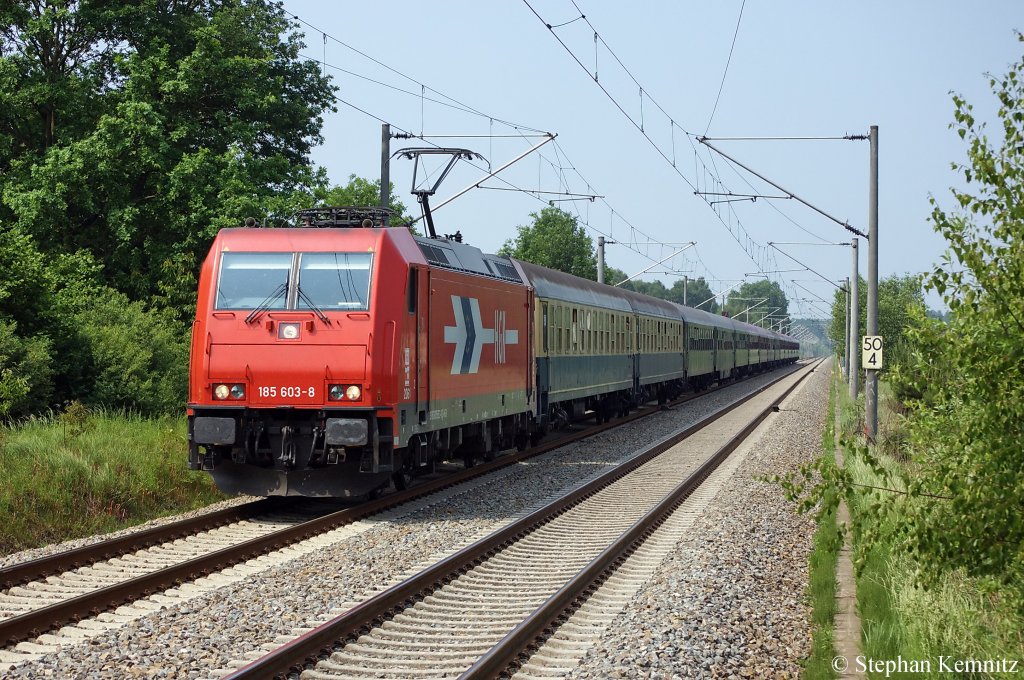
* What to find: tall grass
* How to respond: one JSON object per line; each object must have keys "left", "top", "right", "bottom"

{"left": 0, "top": 404, "right": 225, "bottom": 554}
{"left": 803, "top": 366, "right": 841, "bottom": 680}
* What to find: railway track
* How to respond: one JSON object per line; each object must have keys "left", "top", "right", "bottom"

{"left": 219, "top": 359, "right": 820, "bottom": 679}
{"left": 0, "top": 366, "right": 797, "bottom": 659}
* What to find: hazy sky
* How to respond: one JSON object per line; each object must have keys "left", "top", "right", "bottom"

{"left": 282, "top": 1, "right": 1022, "bottom": 317}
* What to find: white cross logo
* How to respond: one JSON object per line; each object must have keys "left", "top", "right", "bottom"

{"left": 443, "top": 296, "right": 519, "bottom": 374}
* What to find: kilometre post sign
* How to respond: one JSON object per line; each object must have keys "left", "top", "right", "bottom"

{"left": 862, "top": 335, "right": 883, "bottom": 370}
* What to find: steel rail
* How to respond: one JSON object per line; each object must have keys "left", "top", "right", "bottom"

{"left": 222, "top": 361, "right": 812, "bottom": 679}
{"left": 0, "top": 363, "right": 797, "bottom": 647}
{"left": 463, "top": 359, "right": 821, "bottom": 678}
{"left": 0, "top": 498, "right": 285, "bottom": 589}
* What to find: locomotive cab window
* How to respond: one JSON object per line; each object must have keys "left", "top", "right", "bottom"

{"left": 297, "top": 253, "right": 372, "bottom": 310}
{"left": 216, "top": 252, "right": 291, "bottom": 310}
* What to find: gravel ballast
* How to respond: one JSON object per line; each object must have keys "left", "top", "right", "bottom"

{"left": 567, "top": 360, "right": 827, "bottom": 679}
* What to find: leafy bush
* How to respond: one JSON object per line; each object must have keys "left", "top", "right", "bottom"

{"left": 0, "top": 319, "right": 53, "bottom": 418}
{"left": 897, "top": 38, "right": 1024, "bottom": 608}
{"left": 70, "top": 289, "right": 189, "bottom": 415}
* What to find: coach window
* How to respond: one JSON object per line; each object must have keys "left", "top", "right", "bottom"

{"left": 586, "top": 311, "right": 592, "bottom": 353}
{"left": 572, "top": 309, "right": 578, "bottom": 352}
{"left": 216, "top": 252, "right": 291, "bottom": 310}
{"left": 542, "top": 302, "right": 549, "bottom": 353}
{"left": 553, "top": 306, "right": 561, "bottom": 354}
{"left": 557, "top": 305, "right": 565, "bottom": 352}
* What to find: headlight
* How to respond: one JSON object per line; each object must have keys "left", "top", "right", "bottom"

{"left": 279, "top": 322, "right": 300, "bottom": 340}
{"left": 328, "top": 384, "right": 361, "bottom": 401}
{"left": 213, "top": 383, "right": 245, "bottom": 400}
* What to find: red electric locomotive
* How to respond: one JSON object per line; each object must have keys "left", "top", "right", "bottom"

{"left": 187, "top": 207, "right": 537, "bottom": 497}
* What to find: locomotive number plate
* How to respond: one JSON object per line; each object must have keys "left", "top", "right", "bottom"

{"left": 257, "top": 386, "right": 317, "bottom": 399}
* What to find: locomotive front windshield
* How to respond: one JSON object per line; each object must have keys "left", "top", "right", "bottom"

{"left": 216, "top": 252, "right": 291, "bottom": 310}
{"left": 215, "top": 252, "right": 373, "bottom": 311}
{"left": 296, "top": 253, "right": 372, "bottom": 310}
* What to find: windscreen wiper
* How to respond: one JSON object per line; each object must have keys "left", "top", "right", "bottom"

{"left": 245, "top": 282, "right": 288, "bottom": 325}
{"left": 296, "top": 286, "right": 331, "bottom": 325}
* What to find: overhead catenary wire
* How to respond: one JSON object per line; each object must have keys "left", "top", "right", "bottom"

{"left": 699, "top": 136, "right": 868, "bottom": 239}
{"left": 293, "top": 9, "right": 707, "bottom": 275}
{"left": 291, "top": 6, "right": 768, "bottom": 287}
{"left": 704, "top": 0, "right": 747, "bottom": 136}
{"left": 289, "top": 12, "right": 548, "bottom": 134}
{"left": 521, "top": 0, "right": 774, "bottom": 277}
{"left": 300, "top": 49, "right": 703, "bottom": 281}
{"left": 291, "top": 7, "right": 808, "bottom": 292}
{"left": 523, "top": 1, "right": 851, "bottom": 296}
{"left": 291, "top": 6, "right": 843, "bottom": 318}
{"left": 708, "top": 146, "right": 834, "bottom": 244}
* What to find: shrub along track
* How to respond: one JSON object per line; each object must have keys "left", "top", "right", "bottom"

{"left": 0, "top": 363, "right": 802, "bottom": 658}
{"left": 218, "top": 360, "right": 820, "bottom": 679}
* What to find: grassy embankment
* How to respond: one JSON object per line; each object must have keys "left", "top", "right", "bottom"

{"left": 0, "top": 403, "right": 225, "bottom": 555}
{"left": 802, "top": 365, "right": 842, "bottom": 680}
{"left": 837, "top": 382, "right": 1023, "bottom": 678}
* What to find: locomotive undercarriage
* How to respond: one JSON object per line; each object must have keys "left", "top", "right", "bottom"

{"left": 395, "top": 412, "right": 537, "bottom": 487}
{"left": 189, "top": 408, "right": 395, "bottom": 497}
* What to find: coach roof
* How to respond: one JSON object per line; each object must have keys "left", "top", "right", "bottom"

{"left": 513, "top": 259, "right": 633, "bottom": 312}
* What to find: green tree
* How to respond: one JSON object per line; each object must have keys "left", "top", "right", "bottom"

{"left": 798, "top": 40, "right": 1024, "bottom": 613}
{"left": 499, "top": 207, "right": 597, "bottom": 280}
{"left": 827, "top": 274, "right": 924, "bottom": 371}
{"left": 620, "top": 277, "right": 669, "bottom": 300}
{"left": 314, "top": 174, "right": 415, "bottom": 228}
{"left": 1, "top": 0, "right": 333, "bottom": 315}
{"left": 0, "top": 0, "right": 341, "bottom": 415}
{"left": 602, "top": 265, "right": 631, "bottom": 287}
{"left": 666, "top": 276, "right": 718, "bottom": 312}
{"left": 725, "top": 280, "right": 789, "bottom": 325}
{"left": 828, "top": 276, "right": 862, "bottom": 361}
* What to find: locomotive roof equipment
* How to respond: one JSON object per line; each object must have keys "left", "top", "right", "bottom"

{"left": 393, "top": 147, "right": 484, "bottom": 238}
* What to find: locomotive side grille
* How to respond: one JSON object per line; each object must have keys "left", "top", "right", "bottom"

{"left": 493, "top": 262, "right": 521, "bottom": 282}
{"left": 421, "top": 244, "right": 451, "bottom": 265}
{"left": 414, "top": 236, "right": 521, "bottom": 283}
